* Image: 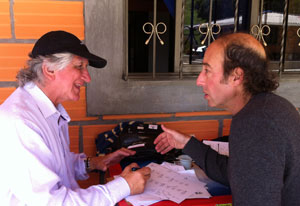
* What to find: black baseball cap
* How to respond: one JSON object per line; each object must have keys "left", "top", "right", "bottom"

{"left": 30, "top": 30, "right": 107, "bottom": 68}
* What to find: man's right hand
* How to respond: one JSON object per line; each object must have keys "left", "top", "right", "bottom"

{"left": 121, "top": 163, "right": 151, "bottom": 195}
{"left": 154, "top": 125, "right": 191, "bottom": 154}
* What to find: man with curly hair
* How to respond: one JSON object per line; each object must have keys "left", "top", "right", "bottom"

{"left": 154, "top": 33, "right": 300, "bottom": 206}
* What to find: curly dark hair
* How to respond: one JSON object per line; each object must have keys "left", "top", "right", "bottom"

{"left": 223, "top": 43, "right": 279, "bottom": 95}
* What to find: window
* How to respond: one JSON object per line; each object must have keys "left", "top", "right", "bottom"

{"left": 182, "top": 0, "right": 251, "bottom": 72}
{"left": 254, "top": 0, "right": 300, "bottom": 73}
{"left": 125, "top": 0, "right": 252, "bottom": 80}
{"left": 126, "top": 0, "right": 176, "bottom": 79}
{"left": 85, "top": 0, "right": 300, "bottom": 116}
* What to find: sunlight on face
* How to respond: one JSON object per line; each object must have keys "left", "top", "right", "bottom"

{"left": 196, "top": 42, "right": 234, "bottom": 110}
{"left": 53, "top": 56, "right": 90, "bottom": 105}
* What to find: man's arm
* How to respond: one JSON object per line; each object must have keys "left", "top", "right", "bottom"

{"left": 1, "top": 118, "right": 146, "bottom": 205}
{"left": 154, "top": 125, "right": 229, "bottom": 185}
{"left": 183, "top": 137, "right": 229, "bottom": 186}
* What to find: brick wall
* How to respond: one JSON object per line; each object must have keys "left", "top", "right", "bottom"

{"left": 0, "top": 0, "right": 232, "bottom": 188}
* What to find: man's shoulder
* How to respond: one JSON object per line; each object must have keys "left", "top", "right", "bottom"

{"left": 263, "top": 92, "right": 297, "bottom": 113}
{"left": 243, "top": 92, "right": 300, "bottom": 125}
{"left": 0, "top": 87, "right": 36, "bottom": 119}
{"left": 252, "top": 92, "right": 294, "bottom": 110}
{"left": 236, "top": 92, "right": 298, "bottom": 121}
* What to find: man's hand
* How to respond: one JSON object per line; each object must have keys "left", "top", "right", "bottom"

{"left": 90, "top": 148, "right": 136, "bottom": 171}
{"left": 121, "top": 163, "right": 151, "bottom": 195}
{"left": 154, "top": 125, "right": 191, "bottom": 154}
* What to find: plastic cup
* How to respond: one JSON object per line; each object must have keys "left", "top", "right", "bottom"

{"left": 178, "top": 155, "right": 192, "bottom": 170}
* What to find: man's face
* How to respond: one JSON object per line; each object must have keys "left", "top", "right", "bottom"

{"left": 53, "top": 55, "right": 90, "bottom": 104}
{"left": 196, "top": 42, "right": 235, "bottom": 109}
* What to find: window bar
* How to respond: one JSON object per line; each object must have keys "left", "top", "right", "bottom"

{"left": 234, "top": 0, "right": 239, "bottom": 33}
{"left": 258, "top": 0, "right": 263, "bottom": 34}
{"left": 179, "top": 0, "right": 186, "bottom": 79}
{"left": 152, "top": 0, "right": 157, "bottom": 79}
{"left": 279, "top": 0, "right": 289, "bottom": 75}
{"left": 207, "top": 0, "right": 213, "bottom": 45}
{"left": 257, "top": 0, "right": 264, "bottom": 43}
{"left": 188, "top": 0, "right": 195, "bottom": 64}
{"left": 124, "top": 0, "right": 129, "bottom": 81}
{"left": 297, "top": 28, "right": 300, "bottom": 46}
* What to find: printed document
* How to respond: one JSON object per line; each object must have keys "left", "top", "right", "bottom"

{"left": 125, "top": 162, "right": 211, "bottom": 206}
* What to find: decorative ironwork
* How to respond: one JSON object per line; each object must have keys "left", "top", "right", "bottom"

{"left": 297, "top": 28, "right": 300, "bottom": 46}
{"left": 198, "top": 23, "right": 221, "bottom": 45}
{"left": 142, "top": 22, "right": 167, "bottom": 45}
{"left": 251, "top": 0, "right": 270, "bottom": 47}
{"left": 250, "top": 25, "right": 271, "bottom": 46}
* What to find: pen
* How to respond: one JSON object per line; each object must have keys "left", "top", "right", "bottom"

{"left": 131, "top": 167, "right": 140, "bottom": 171}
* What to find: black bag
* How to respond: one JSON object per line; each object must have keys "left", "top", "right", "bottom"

{"left": 116, "top": 122, "right": 181, "bottom": 167}
{"left": 95, "top": 121, "right": 181, "bottom": 168}
{"left": 116, "top": 122, "right": 164, "bottom": 160}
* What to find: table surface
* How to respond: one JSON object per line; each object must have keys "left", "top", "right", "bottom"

{"left": 110, "top": 163, "right": 232, "bottom": 206}
{"left": 118, "top": 195, "right": 232, "bottom": 206}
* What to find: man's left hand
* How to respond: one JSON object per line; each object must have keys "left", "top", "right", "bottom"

{"left": 90, "top": 148, "right": 136, "bottom": 171}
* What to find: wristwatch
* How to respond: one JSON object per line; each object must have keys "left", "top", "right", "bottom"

{"left": 84, "top": 157, "right": 91, "bottom": 172}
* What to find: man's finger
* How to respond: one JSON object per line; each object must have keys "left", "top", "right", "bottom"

{"left": 116, "top": 149, "right": 135, "bottom": 156}
{"left": 161, "top": 124, "right": 172, "bottom": 133}
{"left": 120, "top": 147, "right": 136, "bottom": 154}
{"left": 154, "top": 132, "right": 165, "bottom": 144}
{"left": 155, "top": 138, "right": 167, "bottom": 152}
{"left": 156, "top": 140, "right": 173, "bottom": 154}
{"left": 139, "top": 167, "right": 151, "bottom": 178}
{"left": 160, "top": 145, "right": 173, "bottom": 154}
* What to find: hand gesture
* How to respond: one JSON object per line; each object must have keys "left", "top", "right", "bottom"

{"left": 154, "top": 125, "right": 191, "bottom": 154}
{"left": 91, "top": 148, "right": 136, "bottom": 171}
{"left": 121, "top": 163, "right": 151, "bottom": 195}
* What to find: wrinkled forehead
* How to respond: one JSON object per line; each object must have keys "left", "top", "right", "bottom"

{"left": 202, "top": 42, "right": 225, "bottom": 73}
{"left": 72, "top": 55, "right": 89, "bottom": 65}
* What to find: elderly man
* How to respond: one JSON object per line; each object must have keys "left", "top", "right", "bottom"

{"left": 154, "top": 33, "right": 300, "bottom": 205}
{"left": 0, "top": 31, "right": 150, "bottom": 205}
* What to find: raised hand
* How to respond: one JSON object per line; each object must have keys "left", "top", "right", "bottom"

{"left": 154, "top": 125, "right": 191, "bottom": 154}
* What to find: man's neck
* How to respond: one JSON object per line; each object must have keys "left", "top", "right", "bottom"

{"left": 35, "top": 81, "right": 58, "bottom": 107}
{"left": 227, "top": 93, "right": 252, "bottom": 116}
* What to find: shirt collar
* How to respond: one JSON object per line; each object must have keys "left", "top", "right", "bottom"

{"left": 24, "top": 82, "right": 70, "bottom": 122}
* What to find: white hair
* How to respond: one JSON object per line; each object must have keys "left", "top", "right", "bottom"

{"left": 17, "top": 53, "right": 74, "bottom": 87}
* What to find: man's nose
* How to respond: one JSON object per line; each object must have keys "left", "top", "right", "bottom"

{"left": 196, "top": 70, "right": 205, "bottom": 87}
{"left": 81, "top": 68, "right": 91, "bottom": 83}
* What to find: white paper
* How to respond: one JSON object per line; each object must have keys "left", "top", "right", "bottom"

{"left": 203, "top": 140, "right": 229, "bottom": 156}
{"left": 160, "top": 161, "right": 185, "bottom": 172}
{"left": 127, "top": 143, "right": 145, "bottom": 149}
{"left": 125, "top": 162, "right": 211, "bottom": 206}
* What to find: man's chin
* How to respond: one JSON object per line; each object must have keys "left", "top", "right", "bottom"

{"left": 207, "top": 101, "right": 217, "bottom": 108}
{"left": 70, "top": 94, "right": 80, "bottom": 102}
{"left": 74, "top": 96, "right": 80, "bottom": 101}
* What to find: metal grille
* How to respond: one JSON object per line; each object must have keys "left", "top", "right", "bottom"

{"left": 124, "top": 0, "right": 300, "bottom": 80}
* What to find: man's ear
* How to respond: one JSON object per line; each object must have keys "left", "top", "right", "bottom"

{"left": 42, "top": 63, "right": 55, "bottom": 81}
{"left": 232, "top": 67, "right": 244, "bottom": 85}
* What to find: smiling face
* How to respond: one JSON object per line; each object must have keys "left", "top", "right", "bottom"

{"left": 51, "top": 55, "right": 91, "bottom": 105}
{"left": 196, "top": 42, "right": 236, "bottom": 110}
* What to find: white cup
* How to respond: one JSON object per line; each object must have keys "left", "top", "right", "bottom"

{"left": 178, "top": 155, "right": 192, "bottom": 170}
